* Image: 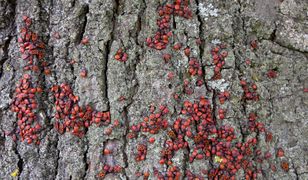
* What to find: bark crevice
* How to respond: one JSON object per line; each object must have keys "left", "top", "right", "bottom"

{"left": 0, "top": 35, "right": 12, "bottom": 79}
{"left": 195, "top": 0, "right": 204, "bottom": 62}
{"left": 54, "top": 137, "right": 60, "bottom": 178}
{"left": 83, "top": 142, "right": 89, "bottom": 179}
{"left": 76, "top": 4, "right": 89, "bottom": 45}
{"left": 103, "top": 0, "right": 120, "bottom": 109}
{"left": 15, "top": 144, "right": 23, "bottom": 178}
{"left": 121, "top": 106, "right": 129, "bottom": 179}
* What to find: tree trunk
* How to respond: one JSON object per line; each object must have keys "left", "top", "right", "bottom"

{"left": 0, "top": 0, "right": 307, "bottom": 179}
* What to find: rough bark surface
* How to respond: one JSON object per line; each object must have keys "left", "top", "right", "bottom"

{"left": 0, "top": 0, "right": 307, "bottom": 179}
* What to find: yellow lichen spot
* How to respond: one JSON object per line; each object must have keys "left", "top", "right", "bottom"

{"left": 214, "top": 156, "right": 223, "bottom": 163}
{"left": 6, "top": 65, "right": 11, "bottom": 71}
{"left": 252, "top": 73, "right": 259, "bottom": 81}
{"left": 10, "top": 169, "right": 19, "bottom": 177}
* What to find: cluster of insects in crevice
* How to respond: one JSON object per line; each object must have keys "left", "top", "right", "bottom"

{"left": 240, "top": 79, "right": 259, "bottom": 101}
{"left": 210, "top": 44, "right": 228, "bottom": 80}
{"left": 146, "top": 0, "right": 192, "bottom": 50}
{"left": 11, "top": 74, "right": 43, "bottom": 144}
{"left": 50, "top": 83, "right": 111, "bottom": 137}
{"left": 125, "top": 0, "right": 289, "bottom": 179}
{"left": 18, "top": 16, "right": 51, "bottom": 75}
{"left": 97, "top": 164, "right": 123, "bottom": 179}
{"left": 127, "top": 84, "right": 288, "bottom": 179}
{"left": 10, "top": 16, "right": 48, "bottom": 145}
{"left": 10, "top": 17, "right": 112, "bottom": 144}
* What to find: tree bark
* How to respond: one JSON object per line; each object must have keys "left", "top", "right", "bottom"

{"left": 0, "top": 0, "right": 307, "bottom": 179}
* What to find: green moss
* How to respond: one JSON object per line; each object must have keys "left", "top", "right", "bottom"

{"left": 251, "top": 20, "right": 263, "bottom": 34}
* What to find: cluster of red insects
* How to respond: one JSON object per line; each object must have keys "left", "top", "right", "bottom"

{"left": 242, "top": 113, "right": 265, "bottom": 133}
{"left": 188, "top": 57, "right": 203, "bottom": 77}
{"left": 128, "top": 105, "right": 169, "bottom": 138}
{"left": 10, "top": 1, "right": 290, "bottom": 178}
{"left": 18, "top": 16, "right": 51, "bottom": 75}
{"left": 97, "top": 164, "right": 123, "bottom": 178}
{"left": 187, "top": 57, "right": 204, "bottom": 87}
{"left": 10, "top": 74, "right": 42, "bottom": 144}
{"left": 146, "top": 0, "right": 192, "bottom": 50}
{"left": 267, "top": 69, "right": 278, "bottom": 79}
{"left": 126, "top": 1, "right": 288, "bottom": 175}
{"left": 218, "top": 91, "right": 230, "bottom": 104}
{"left": 156, "top": 166, "right": 182, "bottom": 179}
{"left": 50, "top": 83, "right": 111, "bottom": 137}
{"left": 10, "top": 16, "right": 48, "bottom": 145}
{"left": 114, "top": 48, "right": 128, "bottom": 62}
{"left": 97, "top": 146, "right": 124, "bottom": 178}
{"left": 128, "top": 90, "right": 287, "bottom": 179}
{"left": 240, "top": 79, "right": 259, "bottom": 101}
{"left": 11, "top": 17, "right": 112, "bottom": 144}
{"left": 135, "top": 144, "right": 148, "bottom": 162}
{"left": 210, "top": 44, "right": 228, "bottom": 79}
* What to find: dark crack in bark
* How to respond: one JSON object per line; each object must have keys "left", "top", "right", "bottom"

{"left": 15, "top": 144, "right": 23, "bottom": 179}
{"left": 292, "top": 160, "right": 299, "bottom": 180}
{"left": 121, "top": 106, "right": 129, "bottom": 179}
{"left": 234, "top": 46, "right": 249, "bottom": 144}
{"left": 182, "top": 142, "right": 190, "bottom": 179}
{"left": 120, "top": 0, "right": 146, "bottom": 177}
{"left": 195, "top": 0, "right": 205, "bottom": 62}
{"left": 267, "top": 20, "right": 307, "bottom": 54}
{"left": 82, "top": 142, "right": 89, "bottom": 179}
{"left": 54, "top": 136, "right": 60, "bottom": 178}
{"left": 0, "top": 0, "right": 16, "bottom": 79}
{"left": 235, "top": 0, "right": 247, "bottom": 44}
{"left": 76, "top": 4, "right": 89, "bottom": 45}
{"left": 78, "top": 2, "right": 90, "bottom": 170}
{"left": 269, "top": 26, "right": 277, "bottom": 42}
{"left": 103, "top": 0, "right": 120, "bottom": 109}
{"left": 209, "top": 89, "right": 217, "bottom": 169}
{"left": 0, "top": 36, "right": 12, "bottom": 79}
{"left": 274, "top": 40, "right": 307, "bottom": 54}
{"left": 104, "top": 39, "right": 112, "bottom": 109}
{"left": 232, "top": 0, "right": 249, "bottom": 145}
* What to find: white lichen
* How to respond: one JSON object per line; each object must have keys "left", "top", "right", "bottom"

{"left": 211, "top": 39, "right": 221, "bottom": 45}
{"left": 198, "top": 3, "right": 219, "bottom": 21}
{"left": 208, "top": 79, "right": 229, "bottom": 91}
